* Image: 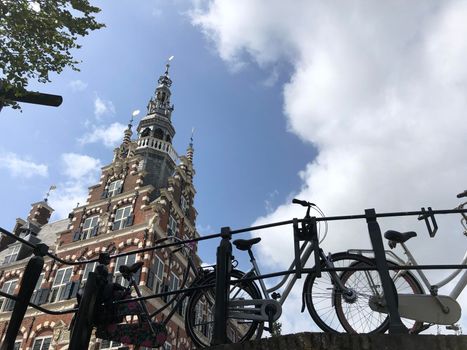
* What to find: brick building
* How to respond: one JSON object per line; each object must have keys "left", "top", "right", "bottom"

{"left": 0, "top": 63, "right": 202, "bottom": 350}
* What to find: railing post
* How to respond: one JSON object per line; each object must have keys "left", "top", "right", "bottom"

{"left": 0, "top": 244, "right": 47, "bottom": 350}
{"left": 365, "top": 208, "right": 408, "bottom": 334}
{"left": 69, "top": 271, "right": 100, "bottom": 350}
{"left": 211, "top": 226, "right": 232, "bottom": 346}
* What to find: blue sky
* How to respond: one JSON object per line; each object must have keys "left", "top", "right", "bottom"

{"left": 2, "top": 0, "right": 467, "bottom": 334}
{"left": 0, "top": 1, "right": 312, "bottom": 261}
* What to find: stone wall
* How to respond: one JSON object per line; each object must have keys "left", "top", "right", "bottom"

{"left": 207, "top": 332, "right": 467, "bottom": 350}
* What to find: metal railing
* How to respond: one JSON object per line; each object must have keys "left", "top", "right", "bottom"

{"left": 0, "top": 206, "right": 466, "bottom": 350}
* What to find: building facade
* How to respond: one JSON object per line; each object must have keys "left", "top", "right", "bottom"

{"left": 0, "top": 64, "right": 201, "bottom": 350}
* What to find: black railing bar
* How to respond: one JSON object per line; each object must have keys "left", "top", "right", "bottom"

{"left": 0, "top": 227, "right": 37, "bottom": 249}
{"left": 231, "top": 264, "right": 467, "bottom": 285}
{"left": 228, "top": 208, "right": 467, "bottom": 235}
{"left": 4, "top": 207, "right": 467, "bottom": 266}
{"left": 44, "top": 233, "right": 225, "bottom": 265}
{"left": 111, "top": 282, "right": 216, "bottom": 305}
{"left": 0, "top": 290, "right": 77, "bottom": 315}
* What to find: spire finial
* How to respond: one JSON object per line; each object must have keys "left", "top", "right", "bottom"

{"left": 165, "top": 55, "right": 174, "bottom": 76}
{"left": 187, "top": 127, "right": 195, "bottom": 162}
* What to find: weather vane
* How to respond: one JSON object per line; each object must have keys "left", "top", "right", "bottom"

{"left": 130, "top": 109, "right": 140, "bottom": 125}
{"left": 44, "top": 185, "right": 56, "bottom": 202}
{"left": 165, "top": 55, "right": 174, "bottom": 75}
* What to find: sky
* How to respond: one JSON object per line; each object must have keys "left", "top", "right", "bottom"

{"left": 1, "top": 0, "right": 467, "bottom": 335}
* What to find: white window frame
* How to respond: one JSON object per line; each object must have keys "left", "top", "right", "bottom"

{"left": 107, "top": 179, "right": 123, "bottom": 197}
{"left": 163, "top": 342, "right": 172, "bottom": 350}
{"left": 82, "top": 216, "right": 99, "bottom": 239}
{"left": 168, "top": 215, "right": 177, "bottom": 237}
{"left": 3, "top": 245, "right": 21, "bottom": 264}
{"left": 168, "top": 272, "right": 180, "bottom": 296}
{"left": 13, "top": 340, "right": 22, "bottom": 350}
{"left": 114, "top": 253, "right": 137, "bottom": 287}
{"left": 32, "top": 336, "right": 52, "bottom": 350}
{"left": 82, "top": 262, "right": 98, "bottom": 283}
{"left": 100, "top": 339, "right": 121, "bottom": 349}
{"left": 181, "top": 196, "right": 188, "bottom": 212}
{"left": 152, "top": 256, "right": 164, "bottom": 294}
{"left": 30, "top": 273, "right": 45, "bottom": 302}
{"left": 50, "top": 267, "right": 73, "bottom": 303}
{"left": 113, "top": 205, "right": 132, "bottom": 231}
{"left": 0, "top": 279, "right": 18, "bottom": 311}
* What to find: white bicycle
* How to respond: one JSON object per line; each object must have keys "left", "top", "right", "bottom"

{"left": 340, "top": 190, "right": 467, "bottom": 334}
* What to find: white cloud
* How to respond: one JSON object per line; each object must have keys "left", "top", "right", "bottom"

{"left": 78, "top": 122, "right": 127, "bottom": 148}
{"left": 48, "top": 153, "right": 102, "bottom": 219}
{"left": 68, "top": 79, "right": 88, "bottom": 92}
{"left": 94, "top": 95, "right": 116, "bottom": 118}
{"left": 191, "top": 0, "right": 467, "bottom": 334}
{"left": 0, "top": 151, "right": 48, "bottom": 178}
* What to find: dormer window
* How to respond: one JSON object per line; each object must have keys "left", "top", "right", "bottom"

{"left": 113, "top": 206, "right": 133, "bottom": 231}
{"left": 107, "top": 180, "right": 123, "bottom": 198}
{"left": 3, "top": 245, "right": 21, "bottom": 265}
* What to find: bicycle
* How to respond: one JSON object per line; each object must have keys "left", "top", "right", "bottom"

{"left": 184, "top": 199, "right": 379, "bottom": 347}
{"left": 339, "top": 190, "right": 467, "bottom": 334}
{"left": 71, "top": 235, "right": 215, "bottom": 348}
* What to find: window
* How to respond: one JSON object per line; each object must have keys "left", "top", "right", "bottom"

{"left": 0, "top": 279, "right": 17, "bottom": 311}
{"left": 114, "top": 253, "right": 138, "bottom": 287}
{"left": 164, "top": 272, "right": 180, "bottom": 303}
{"left": 30, "top": 273, "right": 44, "bottom": 302}
{"left": 162, "top": 342, "right": 172, "bottom": 350}
{"left": 3, "top": 245, "right": 21, "bottom": 264}
{"left": 113, "top": 206, "right": 132, "bottom": 231}
{"left": 50, "top": 267, "right": 73, "bottom": 303}
{"left": 13, "top": 340, "right": 21, "bottom": 350}
{"left": 180, "top": 196, "right": 188, "bottom": 213}
{"left": 100, "top": 339, "right": 121, "bottom": 349}
{"left": 82, "top": 216, "right": 99, "bottom": 239}
{"left": 82, "top": 262, "right": 98, "bottom": 282}
{"left": 147, "top": 256, "right": 164, "bottom": 293}
{"left": 32, "top": 336, "right": 52, "bottom": 350}
{"left": 168, "top": 216, "right": 177, "bottom": 237}
{"left": 107, "top": 179, "right": 123, "bottom": 197}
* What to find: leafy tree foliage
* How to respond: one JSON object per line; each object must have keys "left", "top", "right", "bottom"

{"left": 0, "top": 0, "right": 104, "bottom": 107}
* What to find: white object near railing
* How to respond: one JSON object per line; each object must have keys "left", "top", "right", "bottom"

{"left": 136, "top": 137, "right": 178, "bottom": 163}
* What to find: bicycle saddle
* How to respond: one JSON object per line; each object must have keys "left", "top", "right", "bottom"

{"left": 233, "top": 237, "right": 261, "bottom": 251}
{"left": 119, "top": 261, "right": 144, "bottom": 275}
{"left": 384, "top": 230, "right": 417, "bottom": 243}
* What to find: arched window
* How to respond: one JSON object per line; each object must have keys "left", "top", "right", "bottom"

{"left": 141, "top": 127, "right": 151, "bottom": 137}
{"left": 154, "top": 128, "right": 164, "bottom": 139}
{"left": 32, "top": 335, "right": 52, "bottom": 350}
{"left": 165, "top": 134, "right": 171, "bottom": 143}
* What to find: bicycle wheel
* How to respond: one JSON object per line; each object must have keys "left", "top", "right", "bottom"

{"left": 303, "top": 252, "right": 376, "bottom": 333}
{"left": 335, "top": 261, "right": 424, "bottom": 334}
{"left": 185, "top": 270, "right": 262, "bottom": 348}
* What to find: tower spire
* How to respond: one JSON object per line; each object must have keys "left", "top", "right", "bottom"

{"left": 146, "top": 56, "right": 175, "bottom": 117}
{"left": 186, "top": 127, "right": 195, "bottom": 163}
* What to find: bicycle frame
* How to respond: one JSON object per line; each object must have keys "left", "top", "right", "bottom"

{"left": 244, "top": 239, "right": 318, "bottom": 306}
{"left": 348, "top": 244, "right": 467, "bottom": 303}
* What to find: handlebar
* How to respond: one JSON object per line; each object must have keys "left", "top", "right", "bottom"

{"left": 292, "top": 198, "right": 316, "bottom": 207}
{"left": 457, "top": 190, "right": 467, "bottom": 199}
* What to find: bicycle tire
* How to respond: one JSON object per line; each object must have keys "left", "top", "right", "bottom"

{"left": 303, "top": 252, "right": 378, "bottom": 333}
{"left": 185, "top": 269, "right": 262, "bottom": 348}
{"left": 335, "top": 260, "right": 424, "bottom": 334}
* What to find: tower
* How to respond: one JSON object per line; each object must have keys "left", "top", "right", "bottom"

{"left": 0, "top": 62, "right": 200, "bottom": 350}
{"left": 136, "top": 61, "right": 177, "bottom": 196}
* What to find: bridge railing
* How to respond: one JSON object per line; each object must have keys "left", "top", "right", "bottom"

{"left": 0, "top": 206, "right": 466, "bottom": 350}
